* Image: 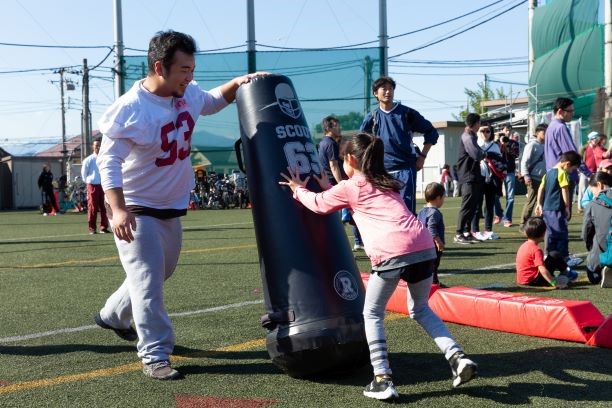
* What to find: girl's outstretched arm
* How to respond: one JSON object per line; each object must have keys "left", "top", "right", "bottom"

{"left": 279, "top": 167, "right": 311, "bottom": 193}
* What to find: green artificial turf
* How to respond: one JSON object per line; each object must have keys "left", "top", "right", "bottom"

{"left": 0, "top": 196, "right": 610, "bottom": 407}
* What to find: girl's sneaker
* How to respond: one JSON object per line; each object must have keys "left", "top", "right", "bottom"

{"left": 363, "top": 375, "right": 399, "bottom": 400}
{"left": 448, "top": 351, "right": 478, "bottom": 388}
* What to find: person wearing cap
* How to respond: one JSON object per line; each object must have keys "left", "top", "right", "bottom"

{"left": 583, "top": 131, "right": 606, "bottom": 173}
{"left": 578, "top": 131, "right": 606, "bottom": 213}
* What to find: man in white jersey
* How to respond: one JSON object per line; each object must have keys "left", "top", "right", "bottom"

{"left": 95, "top": 30, "right": 267, "bottom": 380}
{"left": 81, "top": 138, "right": 110, "bottom": 234}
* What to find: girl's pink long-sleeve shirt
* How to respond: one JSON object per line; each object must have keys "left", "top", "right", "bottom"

{"left": 293, "top": 175, "right": 434, "bottom": 266}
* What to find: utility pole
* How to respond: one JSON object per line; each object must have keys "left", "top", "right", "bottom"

{"left": 246, "top": 0, "right": 256, "bottom": 73}
{"left": 378, "top": 0, "right": 388, "bottom": 77}
{"left": 52, "top": 67, "right": 77, "bottom": 176}
{"left": 113, "top": 0, "right": 125, "bottom": 98}
{"left": 81, "top": 58, "right": 91, "bottom": 160}
{"left": 528, "top": 0, "right": 537, "bottom": 136}
{"left": 59, "top": 68, "right": 68, "bottom": 176}
{"left": 363, "top": 56, "right": 373, "bottom": 115}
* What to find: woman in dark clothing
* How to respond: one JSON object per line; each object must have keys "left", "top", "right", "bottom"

{"left": 37, "top": 164, "right": 61, "bottom": 214}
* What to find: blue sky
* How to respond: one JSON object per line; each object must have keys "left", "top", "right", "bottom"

{"left": 0, "top": 0, "right": 530, "bottom": 146}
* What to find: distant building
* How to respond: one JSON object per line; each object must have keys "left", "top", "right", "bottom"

{"left": 0, "top": 133, "right": 99, "bottom": 209}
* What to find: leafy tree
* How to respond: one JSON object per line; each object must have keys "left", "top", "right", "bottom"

{"left": 454, "top": 82, "right": 506, "bottom": 121}
{"left": 314, "top": 111, "right": 364, "bottom": 134}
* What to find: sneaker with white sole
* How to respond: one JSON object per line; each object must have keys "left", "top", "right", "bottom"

{"left": 484, "top": 231, "right": 500, "bottom": 240}
{"left": 363, "top": 375, "right": 399, "bottom": 400}
{"left": 602, "top": 266, "right": 612, "bottom": 288}
{"left": 143, "top": 360, "right": 181, "bottom": 380}
{"left": 454, "top": 234, "right": 472, "bottom": 245}
{"left": 353, "top": 244, "right": 365, "bottom": 251}
{"left": 565, "top": 256, "right": 583, "bottom": 268}
{"left": 463, "top": 233, "right": 479, "bottom": 244}
{"left": 448, "top": 351, "right": 478, "bottom": 388}
{"left": 471, "top": 231, "right": 488, "bottom": 241}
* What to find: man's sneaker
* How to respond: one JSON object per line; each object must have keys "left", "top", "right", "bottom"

{"left": 353, "top": 244, "right": 365, "bottom": 251}
{"left": 463, "top": 233, "right": 479, "bottom": 244}
{"left": 484, "top": 231, "right": 500, "bottom": 240}
{"left": 566, "top": 256, "right": 583, "bottom": 268}
{"left": 448, "top": 351, "right": 478, "bottom": 388}
{"left": 602, "top": 266, "right": 612, "bottom": 288}
{"left": 94, "top": 313, "right": 138, "bottom": 342}
{"left": 586, "top": 267, "right": 602, "bottom": 284}
{"left": 503, "top": 220, "right": 512, "bottom": 227}
{"left": 143, "top": 361, "right": 181, "bottom": 380}
{"left": 471, "top": 231, "right": 488, "bottom": 241}
{"left": 454, "top": 234, "right": 472, "bottom": 245}
{"left": 363, "top": 375, "right": 399, "bottom": 400}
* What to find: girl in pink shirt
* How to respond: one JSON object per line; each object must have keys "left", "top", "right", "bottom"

{"left": 280, "top": 132, "right": 477, "bottom": 400}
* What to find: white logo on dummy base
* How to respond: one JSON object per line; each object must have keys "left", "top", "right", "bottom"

{"left": 333, "top": 270, "right": 359, "bottom": 301}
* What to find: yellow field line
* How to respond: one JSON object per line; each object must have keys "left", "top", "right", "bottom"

{"left": 0, "top": 313, "right": 406, "bottom": 395}
{"left": 0, "top": 244, "right": 257, "bottom": 270}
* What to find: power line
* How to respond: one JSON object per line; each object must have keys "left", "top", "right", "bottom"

{"left": 389, "top": 0, "right": 527, "bottom": 59}
{"left": 0, "top": 41, "right": 110, "bottom": 49}
{"left": 257, "top": 0, "right": 509, "bottom": 51}
{"left": 388, "top": 0, "right": 507, "bottom": 40}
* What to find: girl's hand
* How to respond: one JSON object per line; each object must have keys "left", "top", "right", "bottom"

{"left": 313, "top": 171, "right": 331, "bottom": 190}
{"left": 279, "top": 167, "right": 310, "bottom": 193}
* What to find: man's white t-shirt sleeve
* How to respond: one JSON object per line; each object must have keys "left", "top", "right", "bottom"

{"left": 200, "top": 86, "right": 228, "bottom": 116}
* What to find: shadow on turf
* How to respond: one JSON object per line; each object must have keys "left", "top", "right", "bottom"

{"left": 173, "top": 345, "right": 611, "bottom": 404}
{"left": 386, "top": 346, "right": 612, "bottom": 404}
{"left": 0, "top": 343, "right": 134, "bottom": 356}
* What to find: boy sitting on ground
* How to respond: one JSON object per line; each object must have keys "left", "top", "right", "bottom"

{"left": 516, "top": 217, "right": 577, "bottom": 289}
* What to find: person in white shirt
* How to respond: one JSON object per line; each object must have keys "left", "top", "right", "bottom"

{"left": 94, "top": 30, "right": 267, "bottom": 380}
{"left": 81, "top": 138, "right": 109, "bottom": 234}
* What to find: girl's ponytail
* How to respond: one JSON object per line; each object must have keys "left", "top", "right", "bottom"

{"left": 349, "top": 133, "right": 402, "bottom": 192}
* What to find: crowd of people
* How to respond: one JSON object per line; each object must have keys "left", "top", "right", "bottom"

{"left": 31, "top": 29, "right": 609, "bottom": 401}
{"left": 191, "top": 169, "right": 249, "bottom": 210}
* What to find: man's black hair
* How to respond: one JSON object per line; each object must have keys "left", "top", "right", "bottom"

{"left": 148, "top": 30, "right": 197, "bottom": 74}
{"left": 372, "top": 76, "right": 396, "bottom": 94}
{"left": 553, "top": 97, "right": 574, "bottom": 114}
{"left": 465, "top": 113, "right": 481, "bottom": 128}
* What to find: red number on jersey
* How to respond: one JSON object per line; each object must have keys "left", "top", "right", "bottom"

{"left": 177, "top": 111, "right": 194, "bottom": 161}
{"left": 155, "top": 122, "right": 178, "bottom": 167}
{"left": 155, "top": 111, "right": 195, "bottom": 167}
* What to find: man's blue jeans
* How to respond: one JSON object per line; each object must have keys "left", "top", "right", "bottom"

{"left": 494, "top": 173, "right": 516, "bottom": 223}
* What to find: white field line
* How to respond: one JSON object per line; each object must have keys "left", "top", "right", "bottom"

{"left": 0, "top": 300, "right": 263, "bottom": 344}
